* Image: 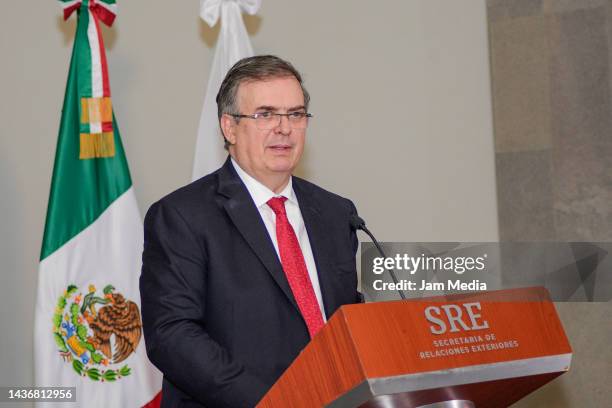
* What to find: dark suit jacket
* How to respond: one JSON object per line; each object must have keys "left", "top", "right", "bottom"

{"left": 140, "top": 158, "right": 361, "bottom": 408}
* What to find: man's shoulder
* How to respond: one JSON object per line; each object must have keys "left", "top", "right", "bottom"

{"left": 147, "top": 169, "right": 222, "bottom": 216}
{"left": 293, "top": 176, "right": 356, "bottom": 212}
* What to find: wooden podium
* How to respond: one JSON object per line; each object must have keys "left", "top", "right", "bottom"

{"left": 257, "top": 287, "right": 572, "bottom": 408}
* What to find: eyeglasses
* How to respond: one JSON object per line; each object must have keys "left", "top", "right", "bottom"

{"left": 228, "top": 111, "right": 313, "bottom": 130}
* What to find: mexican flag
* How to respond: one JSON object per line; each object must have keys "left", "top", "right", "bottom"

{"left": 34, "top": 1, "right": 161, "bottom": 406}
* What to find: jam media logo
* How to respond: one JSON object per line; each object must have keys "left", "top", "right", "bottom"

{"left": 52, "top": 284, "right": 142, "bottom": 382}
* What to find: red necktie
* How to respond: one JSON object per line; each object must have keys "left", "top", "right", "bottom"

{"left": 267, "top": 197, "right": 325, "bottom": 337}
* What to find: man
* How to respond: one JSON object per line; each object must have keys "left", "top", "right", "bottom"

{"left": 140, "top": 55, "right": 361, "bottom": 407}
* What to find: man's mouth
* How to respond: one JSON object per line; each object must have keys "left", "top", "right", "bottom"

{"left": 268, "top": 144, "right": 292, "bottom": 152}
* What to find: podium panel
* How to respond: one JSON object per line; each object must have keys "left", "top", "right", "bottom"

{"left": 257, "top": 287, "right": 572, "bottom": 408}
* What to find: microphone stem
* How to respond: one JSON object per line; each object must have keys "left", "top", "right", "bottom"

{"left": 360, "top": 226, "right": 406, "bottom": 300}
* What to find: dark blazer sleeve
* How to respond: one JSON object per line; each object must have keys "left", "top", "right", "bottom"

{"left": 347, "top": 199, "right": 366, "bottom": 304}
{"left": 140, "top": 201, "right": 268, "bottom": 407}
{"left": 348, "top": 200, "right": 359, "bottom": 255}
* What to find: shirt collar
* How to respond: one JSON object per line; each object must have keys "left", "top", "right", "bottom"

{"left": 230, "top": 158, "right": 297, "bottom": 208}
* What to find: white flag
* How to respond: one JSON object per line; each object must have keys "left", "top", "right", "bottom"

{"left": 192, "top": 0, "right": 261, "bottom": 180}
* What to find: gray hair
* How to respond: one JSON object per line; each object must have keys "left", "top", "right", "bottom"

{"left": 216, "top": 55, "right": 310, "bottom": 149}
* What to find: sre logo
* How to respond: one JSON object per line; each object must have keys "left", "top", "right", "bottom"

{"left": 424, "top": 302, "right": 489, "bottom": 335}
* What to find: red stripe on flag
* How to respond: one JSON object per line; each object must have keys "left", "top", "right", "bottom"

{"left": 142, "top": 391, "right": 162, "bottom": 408}
{"left": 102, "top": 122, "right": 114, "bottom": 132}
{"left": 63, "top": 3, "right": 81, "bottom": 21}
{"left": 91, "top": 3, "right": 117, "bottom": 27}
{"left": 92, "top": 14, "right": 111, "bottom": 97}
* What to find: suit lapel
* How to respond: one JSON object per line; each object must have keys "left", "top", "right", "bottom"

{"left": 217, "top": 158, "right": 300, "bottom": 313}
{"left": 293, "top": 178, "right": 338, "bottom": 319}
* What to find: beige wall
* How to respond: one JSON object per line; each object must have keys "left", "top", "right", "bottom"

{"left": 1, "top": 0, "right": 500, "bottom": 405}
{"left": 488, "top": 2, "right": 612, "bottom": 407}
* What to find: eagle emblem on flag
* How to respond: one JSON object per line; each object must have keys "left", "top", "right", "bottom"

{"left": 52, "top": 284, "right": 142, "bottom": 382}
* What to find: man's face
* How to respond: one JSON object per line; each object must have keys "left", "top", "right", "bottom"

{"left": 224, "top": 76, "right": 306, "bottom": 185}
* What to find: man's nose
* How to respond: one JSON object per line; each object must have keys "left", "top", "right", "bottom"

{"left": 276, "top": 114, "right": 291, "bottom": 134}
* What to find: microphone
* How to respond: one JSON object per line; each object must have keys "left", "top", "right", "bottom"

{"left": 350, "top": 215, "right": 406, "bottom": 300}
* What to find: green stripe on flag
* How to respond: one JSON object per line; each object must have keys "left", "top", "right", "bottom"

{"left": 41, "top": 3, "right": 131, "bottom": 261}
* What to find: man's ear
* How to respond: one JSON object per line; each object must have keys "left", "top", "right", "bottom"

{"left": 220, "top": 114, "right": 237, "bottom": 146}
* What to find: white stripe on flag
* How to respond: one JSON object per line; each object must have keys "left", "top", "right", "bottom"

{"left": 87, "top": 10, "right": 103, "bottom": 98}
{"left": 60, "top": 0, "right": 80, "bottom": 11}
{"left": 34, "top": 188, "right": 162, "bottom": 407}
{"left": 96, "top": 1, "right": 118, "bottom": 16}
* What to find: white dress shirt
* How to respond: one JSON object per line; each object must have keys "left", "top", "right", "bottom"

{"left": 231, "top": 158, "right": 326, "bottom": 319}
